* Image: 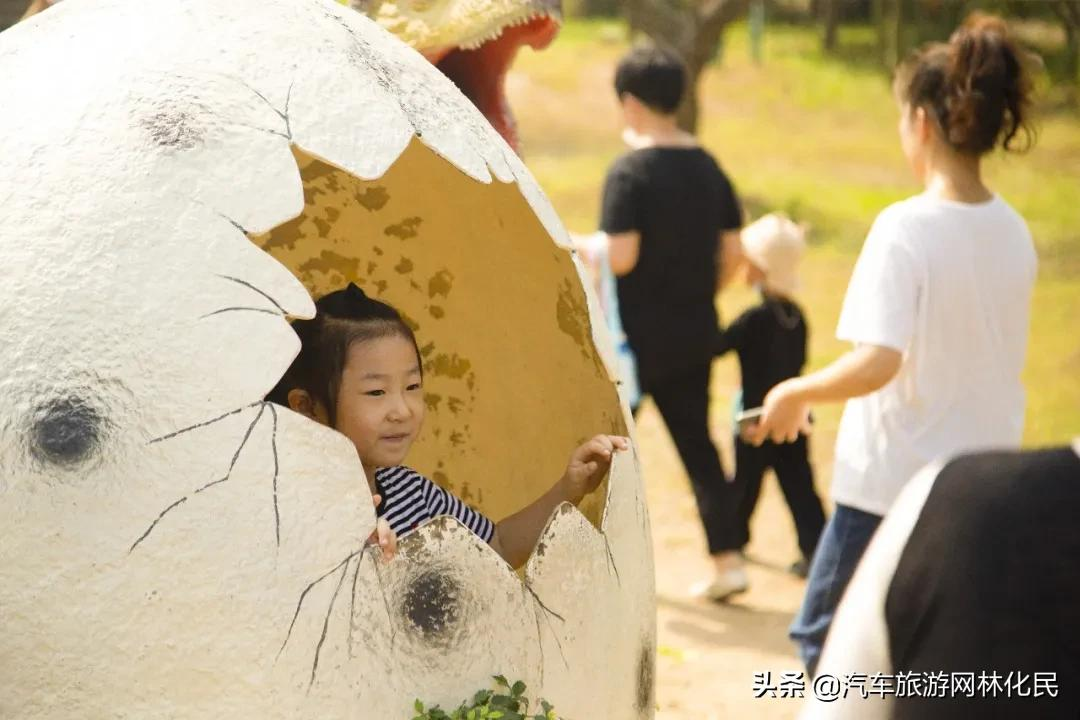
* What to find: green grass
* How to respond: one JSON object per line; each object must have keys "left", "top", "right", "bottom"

{"left": 510, "top": 18, "right": 1080, "bottom": 449}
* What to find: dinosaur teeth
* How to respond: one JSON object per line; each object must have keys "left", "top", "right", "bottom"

{"left": 455, "top": 9, "right": 554, "bottom": 52}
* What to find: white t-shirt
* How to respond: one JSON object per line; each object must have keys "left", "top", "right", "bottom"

{"left": 831, "top": 193, "right": 1036, "bottom": 515}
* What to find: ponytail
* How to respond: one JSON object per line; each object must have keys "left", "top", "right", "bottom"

{"left": 895, "top": 12, "right": 1037, "bottom": 156}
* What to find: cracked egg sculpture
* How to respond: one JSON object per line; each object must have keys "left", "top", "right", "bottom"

{"left": 0, "top": 0, "right": 656, "bottom": 718}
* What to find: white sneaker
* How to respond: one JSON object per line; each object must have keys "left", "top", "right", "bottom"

{"left": 692, "top": 567, "right": 749, "bottom": 602}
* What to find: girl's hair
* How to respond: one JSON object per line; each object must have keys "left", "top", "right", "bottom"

{"left": 894, "top": 12, "right": 1037, "bottom": 156}
{"left": 267, "top": 283, "right": 421, "bottom": 423}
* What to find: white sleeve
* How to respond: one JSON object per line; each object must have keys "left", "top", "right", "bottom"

{"left": 799, "top": 462, "right": 941, "bottom": 720}
{"left": 836, "top": 209, "right": 920, "bottom": 353}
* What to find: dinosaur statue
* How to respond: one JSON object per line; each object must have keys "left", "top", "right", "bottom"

{"left": 12, "top": 0, "right": 561, "bottom": 150}
{"left": 352, "top": 0, "right": 560, "bottom": 149}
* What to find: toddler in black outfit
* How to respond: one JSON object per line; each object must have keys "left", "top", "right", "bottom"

{"left": 716, "top": 214, "right": 827, "bottom": 577}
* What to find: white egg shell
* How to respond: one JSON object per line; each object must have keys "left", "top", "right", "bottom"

{"left": 0, "top": 0, "right": 655, "bottom": 718}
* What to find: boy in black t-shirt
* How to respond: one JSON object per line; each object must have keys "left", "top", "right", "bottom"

{"left": 598, "top": 45, "right": 747, "bottom": 600}
{"left": 716, "top": 214, "right": 826, "bottom": 578}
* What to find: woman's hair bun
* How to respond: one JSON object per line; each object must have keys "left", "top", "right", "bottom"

{"left": 896, "top": 12, "right": 1038, "bottom": 156}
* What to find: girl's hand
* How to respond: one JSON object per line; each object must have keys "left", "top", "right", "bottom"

{"left": 368, "top": 495, "right": 398, "bottom": 561}
{"left": 562, "top": 435, "right": 630, "bottom": 503}
{"left": 747, "top": 380, "right": 812, "bottom": 446}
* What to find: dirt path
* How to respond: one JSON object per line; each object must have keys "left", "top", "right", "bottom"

{"left": 636, "top": 394, "right": 824, "bottom": 720}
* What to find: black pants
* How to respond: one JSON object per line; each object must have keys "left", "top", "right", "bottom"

{"left": 734, "top": 434, "right": 825, "bottom": 559}
{"left": 635, "top": 363, "right": 741, "bottom": 554}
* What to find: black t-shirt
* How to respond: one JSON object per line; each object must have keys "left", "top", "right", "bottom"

{"left": 886, "top": 447, "right": 1080, "bottom": 719}
{"left": 600, "top": 146, "right": 741, "bottom": 389}
{"left": 715, "top": 296, "right": 806, "bottom": 409}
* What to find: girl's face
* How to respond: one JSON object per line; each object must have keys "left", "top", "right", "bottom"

{"left": 334, "top": 334, "right": 425, "bottom": 470}
{"left": 898, "top": 101, "right": 930, "bottom": 182}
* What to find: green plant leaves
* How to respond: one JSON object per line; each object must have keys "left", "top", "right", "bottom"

{"left": 411, "top": 678, "right": 560, "bottom": 720}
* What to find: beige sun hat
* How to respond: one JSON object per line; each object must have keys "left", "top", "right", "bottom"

{"left": 740, "top": 212, "right": 807, "bottom": 298}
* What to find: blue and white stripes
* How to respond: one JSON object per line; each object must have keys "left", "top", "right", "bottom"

{"left": 374, "top": 465, "right": 495, "bottom": 543}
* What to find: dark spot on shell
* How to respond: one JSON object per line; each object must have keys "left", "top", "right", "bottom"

{"left": 385, "top": 217, "right": 423, "bottom": 240}
{"left": 355, "top": 186, "right": 390, "bottom": 211}
{"left": 427, "top": 270, "right": 454, "bottom": 299}
{"left": 636, "top": 639, "right": 655, "bottom": 714}
{"left": 401, "top": 570, "right": 460, "bottom": 641}
{"left": 455, "top": 480, "right": 474, "bottom": 503}
{"left": 255, "top": 214, "right": 305, "bottom": 252}
{"left": 556, "top": 279, "right": 590, "bottom": 355}
{"left": 30, "top": 396, "right": 103, "bottom": 467}
{"left": 297, "top": 250, "right": 360, "bottom": 280}
{"left": 423, "top": 353, "right": 471, "bottom": 379}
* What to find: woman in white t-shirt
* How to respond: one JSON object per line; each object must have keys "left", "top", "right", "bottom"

{"left": 747, "top": 13, "right": 1040, "bottom": 674}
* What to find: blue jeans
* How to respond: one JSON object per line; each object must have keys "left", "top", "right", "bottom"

{"left": 789, "top": 504, "right": 883, "bottom": 676}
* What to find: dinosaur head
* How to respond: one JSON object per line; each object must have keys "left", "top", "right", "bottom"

{"left": 354, "top": 0, "right": 561, "bottom": 150}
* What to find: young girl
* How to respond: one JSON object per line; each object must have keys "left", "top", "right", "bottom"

{"left": 269, "top": 282, "right": 629, "bottom": 569}
{"left": 750, "top": 14, "right": 1038, "bottom": 674}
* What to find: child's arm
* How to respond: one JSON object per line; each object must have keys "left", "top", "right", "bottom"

{"left": 716, "top": 229, "right": 744, "bottom": 292}
{"left": 751, "top": 206, "right": 916, "bottom": 446}
{"left": 715, "top": 308, "right": 752, "bottom": 358}
{"left": 608, "top": 231, "right": 642, "bottom": 276}
{"left": 599, "top": 159, "right": 643, "bottom": 277}
{"left": 747, "top": 344, "right": 902, "bottom": 446}
{"left": 489, "top": 434, "right": 630, "bottom": 569}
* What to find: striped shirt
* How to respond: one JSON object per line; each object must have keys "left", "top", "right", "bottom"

{"left": 374, "top": 466, "right": 495, "bottom": 543}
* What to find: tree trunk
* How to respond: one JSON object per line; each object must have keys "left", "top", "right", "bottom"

{"left": 1058, "top": 1, "right": 1080, "bottom": 87}
{"left": 625, "top": 0, "right": 749, "bottom": 133}
{"left": 577, "top": 0, "right": 620, "bottom": 16}
{"left": 749, "top": 0, "right": 765, "bottom": 65}
{"left": 882, "top": 0, "right": 903, "bottom": 69}
{"left": 821, "top": 0, "right": 839, "bottom": 53}
{"left": 873, "top": 0, "right": 885, "bottom": 56}
{"left": 676, "top": 72, "right": 702, "bottom": 133}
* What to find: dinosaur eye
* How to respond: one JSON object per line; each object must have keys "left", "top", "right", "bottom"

{"left": 29, "top": 396, "right": 105, "bottom": 468}
{"left": 400, "top": 568, "right": 462, "bottom": 643}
